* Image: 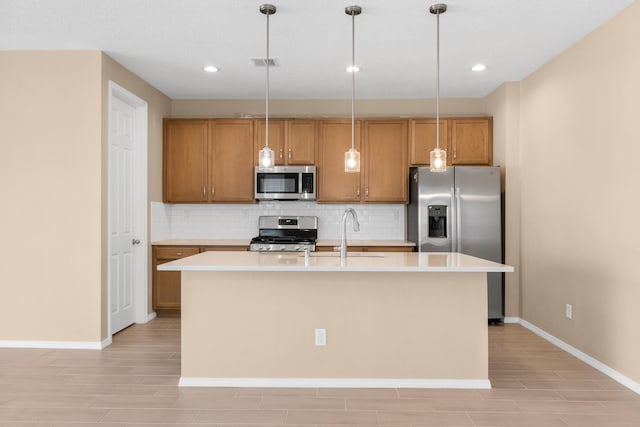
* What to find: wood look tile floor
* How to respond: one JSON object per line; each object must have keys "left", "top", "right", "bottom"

{"left": 1, "top": 319, "right": 639, "bottom": 426}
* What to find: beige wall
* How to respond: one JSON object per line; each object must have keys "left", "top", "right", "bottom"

{"left": 0, "top": 51, "right": 103, "bottom": 342}
{"left": 487, "top": 1, "right": 640, "bottom": 383}
{"left": 484, "top": 82, "right": 522, "bottom": 318}
{"left": 0, "top": 51, "right": 170, "bottom": 343}
{"left": 101, "top": 54, "right": 171, "bottom": 329}
{"left": 171, "top": 98, "right": 486, "bottom": 118}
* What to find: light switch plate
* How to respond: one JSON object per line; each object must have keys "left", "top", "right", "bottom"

{"left": 315, "top": 328, "right": 327, "bottom": 346}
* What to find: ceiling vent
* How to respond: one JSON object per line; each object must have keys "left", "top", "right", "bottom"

{"left": 251, "top": 57, "right": 279, "bottom": 67}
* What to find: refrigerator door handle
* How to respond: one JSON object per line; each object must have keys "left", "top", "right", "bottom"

{"left": 455, "top": 187, "right": 462, "bottom": 253}
{"left": 450, "top": 187, "right": 457, "bottom": 252}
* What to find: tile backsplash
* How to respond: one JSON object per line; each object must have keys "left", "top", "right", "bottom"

{"left": 151, "top": 201, "right": 406, "bottom": 241}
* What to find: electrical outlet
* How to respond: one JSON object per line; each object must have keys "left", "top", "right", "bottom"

{"left": 315, "top": 328, "right": 327, "bottom": 346}
{"left": 565, "top": 304, "right": 572, "bottom": 319}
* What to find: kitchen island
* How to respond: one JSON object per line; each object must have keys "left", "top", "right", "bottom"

{"left": 159, "top": 251, "right": 513, "bottom": 389}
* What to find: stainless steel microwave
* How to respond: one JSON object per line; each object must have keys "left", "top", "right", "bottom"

{"left": 255, "top": 166, "right": 316, "bottom": 201}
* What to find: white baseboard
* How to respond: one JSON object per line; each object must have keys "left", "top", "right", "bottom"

{"left": 511, "top": 318, "right": 640, "bottom": 395}
{"left": 179, "top": 377, "right": 491, "bottom": 389}
{"left": 503, "top": 316, "right": 520, "bottom": 324}
{"left": 147, "top": 311, "right": 157, "bottom": 322}
{"left": 0, "top": 340, "right": 105, "bottom": 350}
{"left": 100, "top": 336, "right": 112, "bottom": 349}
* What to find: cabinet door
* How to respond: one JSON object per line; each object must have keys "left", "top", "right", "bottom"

{"left": 286, "top": 120, "right": 316, "bottom": 165}
{"left": 163, "top": 120, "right": 209, "bottom": 202}
{"left": 210, "top": 120, "right": 255, "bottom": 202}
{"left": 152, "top": 246, "right": 199, "bottom": 311}
{"left": 409, "top": 119, "right": 448, "bottom": 166}
{"left": 317, "top": 120, "right": 361, "bottom": 202}
{"left": 450, "top": 118, "right": 492, "bottom": 165}
{"left": 254, "top": 119, "right": 285, "bottom": 165}
{"left": 363, "top": 120, "right": 408, "bottom": 203}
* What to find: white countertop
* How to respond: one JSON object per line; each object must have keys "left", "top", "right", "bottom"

{"left": 316, "top": 239, "right": 415, "bottom": 247}
{"left": 158, "top": 251, "right": 513, "bottom": 273}
{"left": 152, "top": 239, "right": 249, "bottom": 246}
{"left": 151, "top": 239, "right": 415, "bottom": 247}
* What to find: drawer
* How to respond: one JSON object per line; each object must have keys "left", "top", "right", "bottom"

{"left": 154, "top": 247, "right": 199, "bottom": 259}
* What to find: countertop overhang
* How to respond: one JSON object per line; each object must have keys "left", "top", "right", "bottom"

{"left": 151, "top": 239, "right": 416, "bottom": 247}
{"left": 158, "top": 251, "right": 514, "bottom": 273}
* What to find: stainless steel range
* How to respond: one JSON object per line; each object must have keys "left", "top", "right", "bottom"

{"left": 249, "top": 216, "right": 318, "bottom": 252}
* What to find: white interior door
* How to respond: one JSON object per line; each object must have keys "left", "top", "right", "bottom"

{"left": 109, "top": 82, "right": 147, "bottom": 335}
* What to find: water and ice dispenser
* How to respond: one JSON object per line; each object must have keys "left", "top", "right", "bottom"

{"left": 427, "top": 205, "right": 447, "bottom": 238}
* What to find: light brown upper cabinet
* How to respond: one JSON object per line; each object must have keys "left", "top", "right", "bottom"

{"left": 209, "top": 119, "right": 255, "bottom": 202}
{"left": 409, "top": 118, "right": 448, "bottom": 166}
{"left": 254, "top": 119, "right": 316, "bottom": 165}
{"left": 409, "top": 117, "right": 492, "bottom": 166}
{"left": 163, "top": 119, "right": 209, "bottom": 203}
{"left": 317, "top": 119, "right": 408, "bottom": 203}
{"left": 449, "top": 118, "right": 493, "bottom": 165}
{"left": 317, "top": 119, "right": 361, "bottom": 202}
{"left": 163, "top": 119, "right": 254, "bottom": 203}
{"left": 362, "top": 120, "right": 408, "bottom": 203}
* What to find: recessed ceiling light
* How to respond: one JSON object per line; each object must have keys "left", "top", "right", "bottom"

{"left": 346, "top": 65, "right": 360, "bottom": 73}
{"left": 471, "top": 64, "right": 487, "bottom": 72}
{"left": 203, "top": 65, "right": 219, "bottom": 73}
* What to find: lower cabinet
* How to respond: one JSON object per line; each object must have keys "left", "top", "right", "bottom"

{"left": 152, "top": 245, "right": 248, "bottom": 315}
{"left": 152, "top": 247, "right": 199, "bottom": 314}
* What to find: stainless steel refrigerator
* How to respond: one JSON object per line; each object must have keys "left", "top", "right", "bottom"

{"left": 407, "top": 166, "right": 504, "bottom": 321}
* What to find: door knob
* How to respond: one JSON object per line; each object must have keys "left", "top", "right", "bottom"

{"left": 132, "top": 239, "right": 141, "bottom": 245}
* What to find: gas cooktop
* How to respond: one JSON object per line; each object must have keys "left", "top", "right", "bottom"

{"left": 249, "top": 216, "right": 318, "bottom": 252}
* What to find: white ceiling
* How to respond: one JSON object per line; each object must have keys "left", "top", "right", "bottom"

{"left": 1, "top": 0, "right": 634, "bottom": 99}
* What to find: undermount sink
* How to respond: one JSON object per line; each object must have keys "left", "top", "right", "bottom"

{"left": 300, "top": 252, "right": 386, "bottom": 258}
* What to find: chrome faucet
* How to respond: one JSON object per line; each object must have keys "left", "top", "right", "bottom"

{"left": 339, "top": 208, "right": 360, "bottom": 261}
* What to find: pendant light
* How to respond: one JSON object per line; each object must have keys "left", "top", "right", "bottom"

{"left": 429, "top": 3, "right": 447, "bottom": 172}
{"left": 258, "top": 4, "right": 276, "bottom": 169}
{"left": 344, "top": 5, "right": 362, "bottom": 173}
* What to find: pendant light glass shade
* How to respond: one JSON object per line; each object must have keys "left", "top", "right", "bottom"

{"left": 430, "top": 147, "right": 446, "bottom": 171}
{"left": 344, "top": 5, "right": 362, "bottom": 173}
{"left": 429, "top": 3, "right": 447, "bottom": 173}
{"left": 345, "top": 147, "right": 360, "bottom": 172}
{"left": 258, "top": 4, "right": 276, "bottom": 169}
{"left": 258, "top": 146, "right": 274, "bottom": 168}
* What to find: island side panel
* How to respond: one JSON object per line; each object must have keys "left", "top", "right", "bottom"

{"left": 181, "top": 271, "right": 488, "bottom": 382}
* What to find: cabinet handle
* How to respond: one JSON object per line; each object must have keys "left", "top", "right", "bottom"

{"left": 176, "top": 252, "right": 183, "bottom": 256}
{"left": 211, "top": 185, "right": 215, "bottom": 197}
{"left": 279, "top": 148, "right": 283, "bottom": 160}
{"left": 365, "top": 187, "right": 369, "bottom": 197}
{"left": 454, "top": 149, "right": 457, "bottom": 160}
{"left": 203, "top": 186, "right": 206, "bottom": 198}
{"left": 288, "top": 148, "right": 292, "bottom": 160}
{"left": 356, "top": 187, "right": 360, "bottom": 197}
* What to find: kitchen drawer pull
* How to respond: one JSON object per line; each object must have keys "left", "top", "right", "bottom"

{"left": 356, "top": 187, "right": 360, "bottom": 197}
{"left": 288, "top": 148, "right": 292, "bottom": 160}
{"left": 211, "top": 185, "right": 215, "bottom": 196}
{"left": 176, "top": 252, "right": 183, "bottom": 256}
{"left": 279, "top": 148, "right": 283, "bottom": 160}
{"left": 365, "top": 187, "right": 369, "bottom": 197}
